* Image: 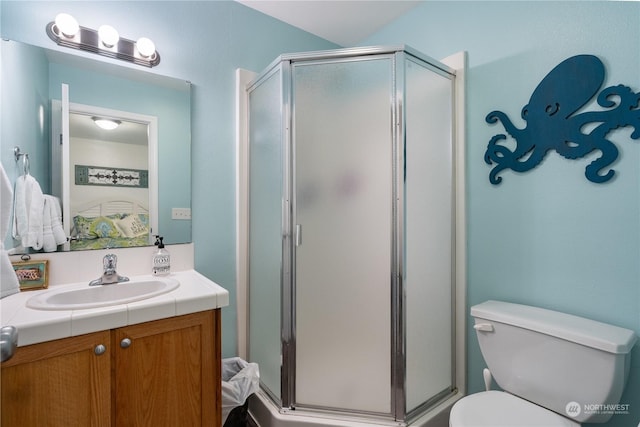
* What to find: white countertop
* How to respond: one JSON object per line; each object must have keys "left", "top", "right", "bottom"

{"left": 1, "top": 269, "right": 229, "bottom": 347}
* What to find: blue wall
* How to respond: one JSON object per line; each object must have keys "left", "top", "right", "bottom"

{"left": 365, "top": 2, "right": 639, "bottom": 426}
{"left": 1, "top": 40, "right": 50, "bottom": 190}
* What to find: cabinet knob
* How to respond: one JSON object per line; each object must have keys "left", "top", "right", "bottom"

{"left": 120, "top": 338, "right": 132, "bottom": 349}
{"left": 94, "top": 344, "right": 106, "bottom": 355}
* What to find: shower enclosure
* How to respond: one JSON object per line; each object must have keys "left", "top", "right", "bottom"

{"left": 246, "top": 45, "right": 458, "bottom": 425}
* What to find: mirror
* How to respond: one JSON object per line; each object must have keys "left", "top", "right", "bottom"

{"left": 1, "top": 39, "right": 191, "bottom": 253}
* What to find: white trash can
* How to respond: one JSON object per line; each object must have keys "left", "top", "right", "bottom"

{"left": 222, "top": 357, "right": 260, "bottom": 426}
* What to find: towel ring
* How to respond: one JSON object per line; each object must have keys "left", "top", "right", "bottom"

{"left": 13, "top": 146, "right": 23, "bottom": 162}
{"left": 13, "top": 146, "right": 30, "bottom": 176}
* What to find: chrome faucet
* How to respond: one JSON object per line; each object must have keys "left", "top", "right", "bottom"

{"left": 89, "top": 254, "right": 130, "bottom": 286}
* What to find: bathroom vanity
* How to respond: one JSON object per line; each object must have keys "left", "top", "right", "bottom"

{"left": 0, "top": 267, "right": 229, "bottom": 427}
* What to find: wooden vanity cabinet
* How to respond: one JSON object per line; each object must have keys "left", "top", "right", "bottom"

{"left": 1, "top": 330, "right": 111, "bottom": 426}
{"left": 113, "top": 310, "right": 221, "bottom": 426}
{"left": 1, "top": 310, "right": 222, "bottom": 427}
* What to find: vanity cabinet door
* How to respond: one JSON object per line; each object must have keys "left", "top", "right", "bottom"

{"left": 113, "top": 310, "right": 221, "bottom": 427}
{"left": 1, "top": 330, "right": 112, "bottom": 427}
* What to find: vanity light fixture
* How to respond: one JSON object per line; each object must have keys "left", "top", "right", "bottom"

{"left": 46, "top": 13, "right": 160, "bottom": 67}
{"left": 92, "top": 117, "right": 121, "bottom": 130}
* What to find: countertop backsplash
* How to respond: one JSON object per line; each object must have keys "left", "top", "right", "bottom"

{"left": 8, "top": 243, "right": 194, "bottom": 287}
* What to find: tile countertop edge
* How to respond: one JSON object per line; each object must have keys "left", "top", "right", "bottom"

{"left": 1, "top": 269, "right": 230, "bottom": 347}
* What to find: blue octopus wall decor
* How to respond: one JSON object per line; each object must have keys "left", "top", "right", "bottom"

{"left": 484, "top": 54, "right": 640, "bottom": 184}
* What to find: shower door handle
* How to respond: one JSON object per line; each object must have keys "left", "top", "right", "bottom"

{"left": 295, "top": 224, "right": 302, "bottom": 247}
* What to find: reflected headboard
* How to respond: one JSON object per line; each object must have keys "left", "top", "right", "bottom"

{"left": 73, "top": 198, "right": 149, "bottom": 218}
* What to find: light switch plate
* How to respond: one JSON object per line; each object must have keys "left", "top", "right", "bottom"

{"left": 171, "top": 208, "right": 191, "bottom": 220}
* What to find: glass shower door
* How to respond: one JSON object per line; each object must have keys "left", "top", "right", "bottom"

{"left": 247, "top": 66, "right": 284, "bottom": 402}
{"left": 292, "top": 57, "right": 394, "bottom": 413}
{"left": 403, "top": 56, "right": 455, "bottom": 414}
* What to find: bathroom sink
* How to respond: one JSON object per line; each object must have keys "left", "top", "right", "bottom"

{"left": 26, "top": 277, "right": 180, "bottom": 311}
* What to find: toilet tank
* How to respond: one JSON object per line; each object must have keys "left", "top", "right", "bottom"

{"left": 471, "top": 300, "right": 637, "bottom": 424}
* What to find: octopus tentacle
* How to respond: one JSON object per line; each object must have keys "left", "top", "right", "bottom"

{"left": 509, "top": 145, "right": 548, "bottom": 172}
{"left": 485, "top": 134, "right": 547, "bottom": 184}
{"left": 585, "top": 148, "right": 617, "bottom": 183}
{"left": 486, "top": 111, "right": 522, "bottom": 140}
{"left": 485, "top": 134, "right": 509, "bottom": 164}
{"left": 584, "top": 126, "right": 620, "bottom": 183}
{"left": 489, "top": 165, "right": 506, "bottom": 185}
{"left": 485, "top": 134, "right": 518, "bottom": 184}
{"left": 596, "top": 85, "right": 640, "bottom": 139}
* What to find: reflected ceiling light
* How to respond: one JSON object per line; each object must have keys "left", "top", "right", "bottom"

{"left": 136, "top": 37, "right": 156, "bottom": 58}
{"left": 92, "top": 117, "right": 122, "bottom": 130}
{"left": 54, "top": 13, "right": 79, "bottom": 38}
{"left": 46, "top": 15, "right": 160, "bottom": 67}
{"left": 98, "top": 25, "right": 120, "bottom": 48}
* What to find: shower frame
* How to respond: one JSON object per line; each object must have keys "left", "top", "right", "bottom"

{"left": 244, "top": 45, "right": 466, "bottom": 425}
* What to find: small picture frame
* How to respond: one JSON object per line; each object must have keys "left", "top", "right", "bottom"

{"left": 12, "top": 260, "right": 49, "bottom": 291}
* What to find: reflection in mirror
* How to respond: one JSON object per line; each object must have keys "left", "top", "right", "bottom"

{"left": 63, "top": 108, "right": 156, "bottom": 251}
{"left": 0, "top": 39, "right": 191, "bottom": 254}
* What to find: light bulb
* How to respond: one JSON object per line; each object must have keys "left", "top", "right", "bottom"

{"left": 55, "top": 13, "right": 79, "bottom": 38}
{"left": 136, "top": 37, "right": 156, "bottom": 58}
{"left": 98, "top": 25, "right": 119, "bottom": 48}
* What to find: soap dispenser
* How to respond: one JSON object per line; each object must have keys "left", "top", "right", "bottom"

{"left": 152, "top": 235, "right": 170, "bottom": 276}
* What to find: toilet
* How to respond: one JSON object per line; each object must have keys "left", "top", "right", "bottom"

{"left": 450, "top": 300, "right": 637, "bottom": 426}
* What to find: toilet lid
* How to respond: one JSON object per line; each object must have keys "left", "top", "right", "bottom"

{"left": 449, "top": 391, "right": 580, "bottom": 427}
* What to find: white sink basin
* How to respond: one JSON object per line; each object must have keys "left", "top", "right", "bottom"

{"left": 27, "top": 277, "right": 180, "bottom": 311}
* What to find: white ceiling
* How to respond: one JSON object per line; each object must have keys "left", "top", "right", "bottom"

{"left": 236, "top": 0, "right": 424, "bottom": 46}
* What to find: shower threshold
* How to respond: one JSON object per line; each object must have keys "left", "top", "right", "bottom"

{"left": 248, "top": 388, "right": 463, "bottom": 427}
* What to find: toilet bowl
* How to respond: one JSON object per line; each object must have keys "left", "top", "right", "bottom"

{"left": 449, "top": 391, "right": 579, "bottom": 427}
{"left": 449, "top": 300, "right": 637, "bottom": 427}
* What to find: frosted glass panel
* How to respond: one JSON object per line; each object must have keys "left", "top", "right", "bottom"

{"left": 404, "top": 58, "right": 454, "bottom": 412}
{"left": 248, "top": 69, "right": 283, "bottom": 401}
{"left": 293, "top": 58, "right": 392, "bottom": 413}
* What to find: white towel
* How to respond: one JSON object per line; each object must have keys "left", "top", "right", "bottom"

{"left": 1, "top": 164, "right": 20, "bottom": 298}
{"left": 42, "top": 195, "right": 66, "bottom": 252}
{"left": 42, "top": 196, "right": 55, "bottom": 252}
{"left": 11, "top": 175, "right": 26, "bottom": 240}
{"left": 49, "top": 196, "right": 66, "bottom": 246}
{"left": 12, "top": 174, "right": 44, "bottom": 250}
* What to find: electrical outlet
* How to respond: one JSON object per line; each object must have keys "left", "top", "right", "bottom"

{"left": 171, "top": 208, "right": 191, "bottom": 220}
